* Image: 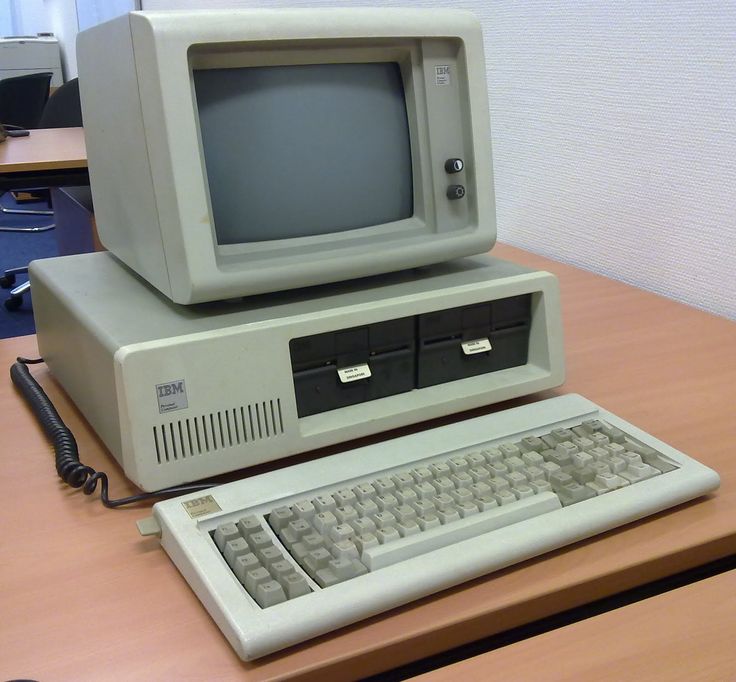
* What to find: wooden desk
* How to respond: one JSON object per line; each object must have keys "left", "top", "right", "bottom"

{"left": 1, "top": 244, "right": 734, "bottom": 681}
{"left": 413, "top": 568, "right": 736, "bottom": 681}
{"left": 0, "top": 127, "right": 86, "bottom": 172}
{"left": 0, "top": 127, "right": 88, "bottom": 190}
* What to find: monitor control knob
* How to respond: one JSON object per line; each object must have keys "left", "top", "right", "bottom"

{"left": 444, "top": 158, "right": 464, "bottom": 173}
{"left": 447, "top": 184, "right": 466, "bottom": 200}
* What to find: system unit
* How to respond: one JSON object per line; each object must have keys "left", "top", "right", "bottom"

{"left": 30, "top": 252, "right": 564, "bottom": 491}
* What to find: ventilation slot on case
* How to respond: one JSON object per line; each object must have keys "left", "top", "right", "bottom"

{"left": 153, "top": 399, "right": 284, "bottom": 464}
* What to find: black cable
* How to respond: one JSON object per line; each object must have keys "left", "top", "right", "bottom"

{"left": 11, "top": 357, "right": 215, "bottom": 508}
{"left": 1, "top": 123, "right": 30, "bottom": 137}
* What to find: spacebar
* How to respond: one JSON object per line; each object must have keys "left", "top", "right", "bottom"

{"left": 361, "top": 492, "right": 562, "bottom": 571}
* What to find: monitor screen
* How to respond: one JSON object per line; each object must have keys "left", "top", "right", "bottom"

{"left": 193, "top": 62, "right": 414, "bottom": 244}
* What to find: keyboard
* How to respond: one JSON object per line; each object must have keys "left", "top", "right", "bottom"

{"left": 139, "top": 394, "right": 720, "bottom": 660}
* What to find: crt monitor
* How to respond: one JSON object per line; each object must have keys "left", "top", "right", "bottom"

{"left": 76, "top": 9, "right": 496, "bottom": 304}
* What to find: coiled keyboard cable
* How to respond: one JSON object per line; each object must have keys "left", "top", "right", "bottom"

{"left": 11, "top": 356, "right": 214, "bottom": 508}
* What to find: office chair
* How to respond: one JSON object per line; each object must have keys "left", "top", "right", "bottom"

{"left": 0, "top": 71, "right": 52, "bottom": 129}
{"left": 0, "top": 72, "right": 55, "bottom": 224}
{"left": 1, "top": 78, "right": 83, "bottom": 310}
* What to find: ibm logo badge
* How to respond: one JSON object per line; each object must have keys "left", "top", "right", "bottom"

{"left": 156, "top": 379, "right": 188, "bottom": 414}
{"left": 435, "top": 65, "right": 451, "bottom": 86}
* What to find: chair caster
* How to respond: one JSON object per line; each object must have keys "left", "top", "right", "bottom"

{"left": 5, "top": 279, "right": 30, "bottom": 310}
{"left": 4, "top": 293, "right": 23, "bottom": 310}
{"left": 0, "top": 274, "right": 16, "bottom": 288}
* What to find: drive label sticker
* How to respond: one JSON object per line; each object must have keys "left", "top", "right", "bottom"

{"left": 337, "top": 363, "right": 372, "bottom": 384}
{"left": 461, "top": 338, "right": 493, "bottom": 355}
{"left": 156, "top": 379, "right": 188, "bottom": 413}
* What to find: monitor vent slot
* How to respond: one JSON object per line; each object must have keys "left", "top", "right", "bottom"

{"left": 153, "top": 399, "right": 284, "bottom": 464}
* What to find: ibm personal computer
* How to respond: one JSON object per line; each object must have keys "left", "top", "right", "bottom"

{"left": 24, "top": 9, "right": 719, "bottom": 660}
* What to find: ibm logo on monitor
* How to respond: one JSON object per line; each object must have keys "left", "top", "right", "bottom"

{"left": 156, "top": 379, "right": 188, "bottom": 413}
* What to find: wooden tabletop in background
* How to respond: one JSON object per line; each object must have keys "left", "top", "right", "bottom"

{"left": 0, "top": 126, "right": 87, "bottom": 173}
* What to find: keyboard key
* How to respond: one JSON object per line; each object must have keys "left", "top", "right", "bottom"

{"left": 436, "top": 508, "right": 461, "bottom": 524}
{"left": 355, "top": 499, "right": 379, "bottom": 518}
{"left": 411, "top": 467, "right": 433, "bottom": 483}
{"left": 255, "top": 580, "right": 287, "bottom": 608}
{"left": 330, "top": 523, "right": 355, "bottom": 543}
{"left": 394, "top": 504, "right": 417, "bottom": 523}
{"left": 268, "top": 507, "right": 294, "bottom": 532}
{"left": 519, "top": 435, "right": 544, "bottom": 452}
{"left": 412, "top": 499, "right": 436, "bottom": 516}
{"left": 331, "top": 539, "right": 360, "bottom": 561}
{"left": 354, "top": 482, "right": 377, "bottom": 501}
{"left": 355, "top": 533, "right": 379, "bottom": 553}
{"left": 482, "top": 447, "right": 504, "bottom": 463}
{"left": 397, "top": 519, "right": 421, "bottom": 536}
{"left": 270, "top": 560, "right": 294, "bottom": 581}
{"left": 213, "top": 523, "right": 240, "bottom": 552}
{"left": 396, "top": 487, "right": 418, "bottom": 505}
{"left": 329, "top": 556, "right": 360, "bottom": 581}
{"left": 335, "top": 505, "right": 358, "bottom": 524}
{"left": 392, "top": 471, "right": 415, "bottom": 488}
{"left": 475, "top": 494, "right": 498, "bottom": 511}
{"left": 233, "top": 552, "right": 260, "bottom": 583}
{"left": 551, "top": 428, "right": 575, "bottom": 442}
{"left": 601, "top": 424, "right": 625, "bottom": 443}
{"left": 376, "top": 493, "right": 399, "bottom": 512}
{"left": 414, "top": 481, "right": 436, "bottom": 499}
{"left": 556, "top": 481, "right": 596, "bottom": 506}
{"left": 257, "top": 546, "right": 283, "bottom": 568}
{"left": 313, "top": 511, "right": 338, "bottom": 535}
{"left": 280, "top": 518, "right": 311, "bottom": 545}
{"left": 224, "top": 538, "right": 250, "bottom": 567}
{"left": 315, "top": 569, "right": 339, "bottom": 587}
{"left": 244, "top": 566, "right": 271, "bottom": 596}
{"left": 494, "top": 490, "right": 518, "bottom": 505}
{"left": 417, "top": 513, "right": 441, "bottom": 530}
{"left": 313, "top": 494, "right": 337, "bottom": 514}
{"left": 457, "top": 500, "right": 479, "bottom": 517}
{"left": 373, "top": 477, "right": 396, "bottom": 495}
{"left": 374, "top": 511, "right": 397, "bottom": 529}
{"left": 376, "top": 526, "right": 401, "bottom": 544}
{"left": 304, "top": 548, "right": 332, "bottom": 575}
{"left": 293, "top": 500, "right": 316, "bottom": 522}
{"left": 466, "top": 452, "right": 486, "bottom": 467}
{"left": 280, "top": 572, "right": 311, "bottom": 599}
{"left": 361, "top": 493, "right": 562, "bottom": 570}
{"left": 248, "top": 531, "right": 273, "bottom": 552}
{"left": 350, "top": 516, "right": 376, "bottom": 535}
{"left": 334, "top": 488, "right": 357, "bottom": 506}
{"left": 237, "top": 515, "right": 262, "bottom": 537}
{"left": 301, "top": 532, "right": 326, "bottom": 552}
{"left": 448, "top": 456, "right": 469, "bottom": 472}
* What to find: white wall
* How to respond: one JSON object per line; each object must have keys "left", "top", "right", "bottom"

{"left": 44, "top": 0, "right": 137, "bottom": 79}
{"left": 143, "top": 1, "right": 736, "bottom": 319}
{"left": 0, "top": 0, "right": 46, "bottom": 36}
{"left": 45, "top": 0, "right": 80, "bottom": 80}
{"left": 484, "top": 2, "right": 736, "bottom": 321}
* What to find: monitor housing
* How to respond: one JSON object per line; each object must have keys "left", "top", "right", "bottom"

{"left": 76, "top": 9, "right": 496, "bottom": 304}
